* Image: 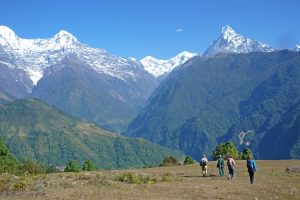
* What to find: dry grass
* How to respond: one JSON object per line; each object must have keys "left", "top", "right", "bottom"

{"left": 0, "top": 160, "right": 299, "bottom": 200}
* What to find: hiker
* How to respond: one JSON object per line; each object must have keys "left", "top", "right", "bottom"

{"left": 217, "top": 155, "right": 224, "bottom": 176}
{"left": 246, "top": 155, "right": 257, "bottom": 184}
{"left": 200, "top": 155, "right": 208, "bottom": 177}
{"left": 227, "top": 155, "right": 236, "bottom": 180}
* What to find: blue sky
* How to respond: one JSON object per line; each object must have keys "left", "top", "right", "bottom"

{"left": 1, "top": 0, "right": 299, "bottom": 59}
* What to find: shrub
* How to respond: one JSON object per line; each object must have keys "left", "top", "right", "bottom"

{"left": 19, "top": 160, "right": 46, "bottom": 175}
{"left": 118, "top": 173, "right": 142, "bottom": 184}
{"left": 183, "top": 156, "right": 195, "bottom": 165}
{"left": 0, "top": 156, "right": 20, "bottom": 174}
{"left": 161, "top": 173, "right": 173, "bottom": 182}
{"left": 82, "top": 160, "right": 97, "bottom": 171}
{"left": 160, "top": 156, "right": 180, "bottom": 167}
{"left": 118, "top": 173, "right": 158, "bottom": 184}
{"left": 13, "top": 181, "right": 27, "bottom": 191}
{"left": 0, "top": 174, "right": 11, "bottom": 192}
{"left": 64, "top": 160, "right": 81, "bottom": 172}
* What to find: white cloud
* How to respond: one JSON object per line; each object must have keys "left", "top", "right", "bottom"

{"left": 176, "top": 28, "right": 183, "bottom": 32}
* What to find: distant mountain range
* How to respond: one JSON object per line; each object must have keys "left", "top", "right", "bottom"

{"left": 141, "top": 51, "right": 198, "bottom": 78}
{"left": 0, "top": 99, "right": 183, "bottom": 169}
{"left": 1, "top": 25, "right": 300, "bottom": 161}
{"left": 125, "top": 50, "right": 300, "bottom": 160}
{"left": 0, "top": 26, "right": 158, "bottom": 132}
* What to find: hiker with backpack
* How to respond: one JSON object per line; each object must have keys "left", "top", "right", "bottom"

{"left": 217, "top": 155, "right": 224, "bottom": 176}
{"left": 200, "top": 155, "right": 208, "bottom": 177}
{"left": 246, "top": 155, "right": 257, "bottom": 184}
{"left": 227, "top": 155, "right": 236, "bottom": 180}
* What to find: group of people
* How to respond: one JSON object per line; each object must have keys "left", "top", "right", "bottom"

{"left": 200, "top": 154, "right": 257, "bottom": 184}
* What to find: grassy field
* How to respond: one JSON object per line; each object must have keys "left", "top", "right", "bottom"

{"left": 0, "top": 160, "right": 299, "bottom": 200}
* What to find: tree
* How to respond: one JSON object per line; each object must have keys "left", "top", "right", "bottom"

{"left": 183, "top": 156, "right": 195, "bottom": 165}
{"left": 240, "top": 148, "right": 253, "bottom": 160}
{"left": 0, "top": 137, "right": 9, "bottom": 157}
{"left": 64, "top": 160, "right": 81, "bottom": 172}
{"left": 0, "top": 137, "right": 20, "bottom": 174}
{"left": 212, "top": 141, "right": 239, "bottom": 160}
{"left": 82, "top": 160, "right": 97, "bottom": 171}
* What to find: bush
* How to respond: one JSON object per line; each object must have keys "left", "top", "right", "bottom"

{"left": 0, "top": 156, "right": 20, "bottom": 174}
{"left": 19, "top": 160, "right": 46, "bottom": 175}
{"left": 160, "top": 156, "right": 180, "bottom": 167}
{"left": 64, "top": 160, "right": 81, "bottom": 172}
{"left": 82, "top": 160, "right": 97, "bottom": 171}
{"left": 183, "top": 156, "right": 195, "bottom": 165}
{"left": 118, "top": 173, "right": 158, "bottom": 184}
{"left": 118, "top": 173, "right": 142, "bottom": 184}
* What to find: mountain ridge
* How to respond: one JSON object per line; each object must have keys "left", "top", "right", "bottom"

{"left": 203, "top": 25, "right": 275, "bottom": 56}
{"left": 125, "top": 50, "right": 300, "bottom": 159}
{"left": 141, "top": 51, "right": 198, "bottom": 78}
{"left": 0, "top": 25, "right": 150, "bottom": 87}
{"left": 0, "top": 98, "right": 184, "bottom": 169}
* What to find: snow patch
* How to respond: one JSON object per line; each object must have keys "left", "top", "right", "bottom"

{"left": 0, "top": 60, "right": 16, "bottom": 69}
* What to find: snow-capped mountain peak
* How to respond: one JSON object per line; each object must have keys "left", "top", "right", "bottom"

{"left": 141, "top": 51, "right": 198, "bottom": 78}
{"left": 295, "top": 44, "right": 300, "bottom": 52}
{"left": 221, "top": 25, "right": 236, "bottom": 39}
{"left": 0, "top": 26, "right": 17, "bottom": 40}
{"left": 203, "top": 25, "right": 275, "bottom": 56}
{"left": 53, "top": 30, "right": 79, "bottom": 48}
{"left": 0, "top": 26, "right": 147, "bottom": 88}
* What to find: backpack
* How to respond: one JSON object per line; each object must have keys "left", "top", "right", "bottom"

{"left": 247, "top": 159, "right": 253, "bottom": 170}
{"left": 200, "top": 160, "right": 207, "bottom": 166}
{"left": 217, "top": 158, "right": 224, "bottom": 168}
{"left": 227, "top": 158, "right": 231, "bottom": 166}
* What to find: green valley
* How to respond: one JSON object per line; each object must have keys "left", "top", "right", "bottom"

{"left": 0, "top": 99, "right": 184, "bottom": 169}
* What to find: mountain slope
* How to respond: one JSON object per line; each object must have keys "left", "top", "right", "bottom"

{"left": 0, "top": 99, "right": 184, "bottom": 169}
{"left": 0, "top": 26, "right": 158, "bottom": 132}
{"left": 259, "top": 102, "right": 300, "bottom": 159}
{"left": 141, "top": 51, "right": 198, "bottom": 78}
{"left": 0, "top": 61, "right": 32, "bottom": 102}
{"left": 203, "top": 26, "right": 275, "bottom": 57}
{"left": 125, "top": 50, "right": 300, "bottom": 159}
{"left": 30, "top": 55, "right": 157, "bottom": 132}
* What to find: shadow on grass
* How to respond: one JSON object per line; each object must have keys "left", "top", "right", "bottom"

{"left": 182, "top": 175, "right": 207, "bottom": 178}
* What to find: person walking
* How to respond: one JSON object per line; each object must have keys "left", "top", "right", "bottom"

{"left": 246, "top": 155, "right": 257, "bottom": 184}
{"left": 227, "top": 155, "right": 236, "bottom": 180}
{"left": 200, "top": 155, "right": 208, "bottom": 177}
{"left": 217, "top": 155, "right": 224, "bottom": 176}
